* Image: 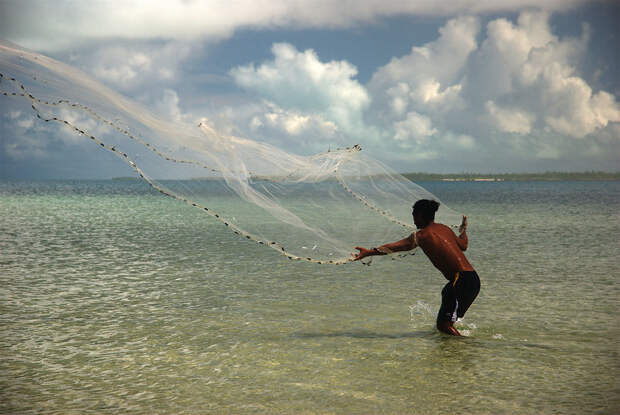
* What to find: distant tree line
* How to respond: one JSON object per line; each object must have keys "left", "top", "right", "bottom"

{"left": 403, "top": 171, "right": 620, "bottom": 181}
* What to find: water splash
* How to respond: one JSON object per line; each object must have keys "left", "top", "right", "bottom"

{"left": 408, "top": 300, "right": 434, "bottom": 329}
{"left": 455, "top": 320, "right": 478, "bottom": 337}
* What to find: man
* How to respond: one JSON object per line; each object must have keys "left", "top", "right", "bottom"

{"left": 353, "top": 199, "right": 480, "bottom": 336}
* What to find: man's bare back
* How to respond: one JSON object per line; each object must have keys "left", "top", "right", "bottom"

{"left": 416, "top": 222, "right": 473, "bottom": 281}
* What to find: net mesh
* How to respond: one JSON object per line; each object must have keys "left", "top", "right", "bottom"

{"left": 0, "top": 41, "right": 461, "bottom": 264}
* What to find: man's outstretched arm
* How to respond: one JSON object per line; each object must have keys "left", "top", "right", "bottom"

{"left": 354, "top": 233, "right": 417, "bottom": 261}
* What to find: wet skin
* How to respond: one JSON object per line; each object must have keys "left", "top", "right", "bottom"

{"left": 416, "top": 221, "right": 473, "bottom": 281}
{"left": 354, "top": 213, "right": 472, "bottom": 336}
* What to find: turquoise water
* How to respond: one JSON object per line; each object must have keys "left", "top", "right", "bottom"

{"left": 1, "top": 180, "right": 619, "bottom": 414}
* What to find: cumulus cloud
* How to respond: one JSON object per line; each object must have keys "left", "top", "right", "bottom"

{"left": 91, "top": 49, "right": 152, "bottom": 87}
{"left": 252, "top": 102, "right": 338, "bottom": 137}
{"left": 3, "top": 133, "right": 47, "bottom": 159}
{"left": 16, "top": 118, "right": 34, "bottom": 129}
{"left": 77, "top": 41, "right": 195, "bottom": 91}
{"left": 154, "top": 89, "right": 186, "bottom": 122}
{"left": 220, "top": 10, "right": 618, "bottom": 169}
{"left": 361, "top": 15, "right": 482, "bottom": 162}
{"left": 3, "top": 109, "right": 48, "bottom": 158}
{"left": 231, "top": 43, "right": 370, "bottom": 139}
{"left": 370, "top": 16, "right": 478, "bottom": 117}
{"left": 469, "top": 11, "right": 620, "bottom": 139}
{"left": 357, "top": 11, "right": 619, "bottom": 169}
{"left": 540, "top": 70, "right": 620, "bottom": 138}
{"left": 0, "top": 0, "right": 592, "bottom": 51}
{"left": 394, "top": 112, "right": 438, "bottom": 143}
{"left": 7, "top": 110, "right": 21, "bottom": 119}
{"left": 54, "top": 108, "right": 112, "bottom": 144}
{"left": 179, "top": 97, "right": 342, "bottom": 155}
{"left": 1, "top": 100, "right": 114, "bottom": 160}
{"left": 485, "top": 101, "right": 535, "bottom": 134}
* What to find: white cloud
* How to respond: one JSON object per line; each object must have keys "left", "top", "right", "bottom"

{"left": 394, "top": 112, "right": 437, "bottom": 142}
{"left": 373, "top": 15, "right": 479, "bottom": 87}
{"left": 369, "top": 15, "right": 479, "bottom": 120}
{"left": 8, "top": 110, "right": 21, "bottom": 119}
{"left": 84, "top": 42, "right": 194, "bottom": 91}
{"left": 1, "top": 1, "right": 592, "bottom": 51}
{"left": 361, "top": 15, "right": 480, "bottom": 161}
{"left": 52, "top": 108, "right": 111, "bottom": 144}
{"left": 541, "top": 68, "right": 620, "bottom": 138}
{"left": 361, "top": 10, "right": 620, "bottom": 167}
{"left": 250, "top": 116, "right": 263, "bottom": 130}
{"left": 92, "top": 50, "right": 151, "bottom": 86}
{"left": 185, "top": 99, "right": 342, "bottom": 155}
{"left": 257, "top": 102, "right": 338, "bottom": 136}
{"left": 231, "top": 43, "right": 370, "bottom": 138}
{"left": 3, "top": 133, "right": 47, "bottom": 159}
{"left": 2, "top": 109, "right": 46, "bottom": 158}
{"left": 221, "top": 11, "right": 618, "bottom": 168}
{"left": 4, "top": 109, "right": 37, "bottom": 132}
{"left": 16, "top": 118, "right": 34, "bottom": 129}
{"left": 442, "top": 131, "right": 476, "bottom": 150}
{"left": 485, "top": 101, "right": 535, "bottom": 134}
{"left": 469, "top": 11, "right": 620, "bottom": 139}
{"left": 155, "top": 89, "right": 184, "bottom": 122}
{"left": 466, "top": 12, "right": 556, "bottom": 99}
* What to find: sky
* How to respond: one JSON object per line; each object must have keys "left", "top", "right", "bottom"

{"left": 0, "top": 0, "right": 619, "bottom": 178}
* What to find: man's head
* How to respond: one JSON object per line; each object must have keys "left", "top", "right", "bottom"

{"left": 412, "top": 199, "right": 440, "bottom": 229}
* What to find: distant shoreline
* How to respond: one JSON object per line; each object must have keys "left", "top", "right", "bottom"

{"left": 3, "top": 171, "right": 617, "bottom": 182}
{"left": 403, "top": 172, "right": 620, "bottom": 182}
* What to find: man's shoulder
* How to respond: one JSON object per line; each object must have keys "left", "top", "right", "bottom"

{"left": 429, "top": 222, "right": 454, "bottom": 233}
{"left": 417, "top": 223, "right": 452, "bottom": 239}
{"left": 415, "top": 225, "right": 435, "bottom": 241}
{"left": 422, "top": 222, "right": 449, "bottom": 231}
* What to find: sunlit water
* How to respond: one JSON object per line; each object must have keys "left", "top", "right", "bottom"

{"left": 1, "top": 180, "right": 619, "bottom": 414}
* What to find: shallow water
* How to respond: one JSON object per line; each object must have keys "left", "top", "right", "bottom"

{"left": 1, "top": 180, "right": 619, "bottom": 414}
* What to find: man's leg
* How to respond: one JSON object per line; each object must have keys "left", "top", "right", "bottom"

{"left": 437, "top": 282, "right": 461, "bottom": 335}
{"left": 443, "top": 271, "right": 481, "bottom": 336}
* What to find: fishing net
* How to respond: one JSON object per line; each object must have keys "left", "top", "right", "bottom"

{"left": 0, "top": 41, "right": 461, "bottom": 264}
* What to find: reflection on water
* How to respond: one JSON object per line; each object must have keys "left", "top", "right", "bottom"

{"left": 1, "top": 180, "right": 619, "bottom": 414}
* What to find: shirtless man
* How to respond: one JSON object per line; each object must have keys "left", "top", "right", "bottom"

{"left": 353, "top": 199, "right": 480, "bottom": 336}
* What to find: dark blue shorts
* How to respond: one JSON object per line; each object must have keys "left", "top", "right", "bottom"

{"left": 437, "top": 270, "right": 480, "bottom": 323}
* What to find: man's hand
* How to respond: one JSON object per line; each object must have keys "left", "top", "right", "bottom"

{"left": 353, "top": 246, "right": 373, "bottom": 261}
{"left": 459, "top": 215, "right": 468, "bottom": 235}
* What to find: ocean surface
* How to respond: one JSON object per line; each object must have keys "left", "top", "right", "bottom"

{"left": 1, "top": 179, "right": 619, "bottom": 414}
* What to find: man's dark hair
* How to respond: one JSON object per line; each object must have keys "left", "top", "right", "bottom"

{"left": 413, "top": 199, "right": 440, "bottom": 221}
